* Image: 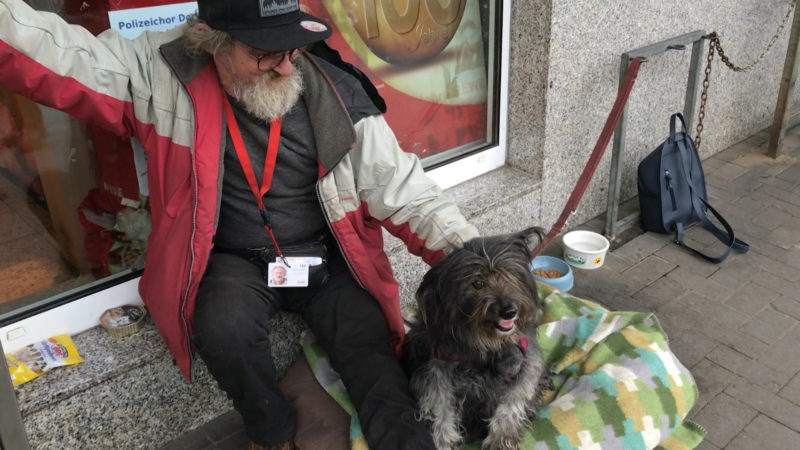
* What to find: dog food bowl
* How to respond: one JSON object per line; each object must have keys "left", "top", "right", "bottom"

{"left": 530, "top": 255, "right": 574, "bottom": 292}
{"left": 562, "top": 230, "right": 610, "bottom": 270}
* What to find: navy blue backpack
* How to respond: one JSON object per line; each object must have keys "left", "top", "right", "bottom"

{"left": 637, "top": 113, "right": 749, "bottom": 263}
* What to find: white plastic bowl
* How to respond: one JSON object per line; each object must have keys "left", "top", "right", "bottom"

{"left": 562, "top": 230, "right": 610, "bottom": 270}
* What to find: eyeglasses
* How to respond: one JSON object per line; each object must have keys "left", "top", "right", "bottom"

{"left": 238, "top": 42, "right": 300, "bottom": 71}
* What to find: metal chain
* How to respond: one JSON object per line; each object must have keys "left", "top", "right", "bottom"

{"left": 695, "top": 38, "right": 715, "bottom": 148}
{"left": 695, "top": 0, "right": 796, "bottom": 147}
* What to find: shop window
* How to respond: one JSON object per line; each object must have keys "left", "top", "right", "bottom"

{"left": 306, "top": 1, "right": 500, "bottom": 168}
{"left": 0, "top": 0, "right": 507, "bottom": 333}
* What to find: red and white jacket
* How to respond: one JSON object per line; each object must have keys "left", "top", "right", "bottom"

{"left": 0, "top": 0, "right": 479, "bottom": 379}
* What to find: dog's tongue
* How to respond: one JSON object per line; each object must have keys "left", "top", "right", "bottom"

{"left": 497, "top": 319, "right": 515, "bottom": 331}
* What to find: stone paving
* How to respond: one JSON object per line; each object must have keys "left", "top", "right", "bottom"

{"left": 567, "top": 128, "right": 800, "bottom": 450}
{"left": 161, "top": 126, "right": 800, "bottom": 449}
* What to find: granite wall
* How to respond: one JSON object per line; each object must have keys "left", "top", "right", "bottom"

{"left": 505, "top": 0, "right": 798, "bottom": 229}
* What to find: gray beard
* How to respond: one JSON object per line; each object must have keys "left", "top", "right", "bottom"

{"left": 230, "top": 64, "right": 304, "bottom": 121}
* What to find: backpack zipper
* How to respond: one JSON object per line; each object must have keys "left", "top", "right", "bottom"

{"left": 665, "top": 170, "right": 677, "bottom": 210}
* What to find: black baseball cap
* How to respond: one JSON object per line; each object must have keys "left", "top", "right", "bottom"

{"left": 198, "top": 0, "right": 332, "bottom": 52}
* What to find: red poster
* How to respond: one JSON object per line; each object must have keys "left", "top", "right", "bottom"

{"left": 306, "top": 0, "right": 488, "bottom": 159}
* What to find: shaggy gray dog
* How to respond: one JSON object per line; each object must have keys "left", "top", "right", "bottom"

{"left": 404, "top": 228, "right": 547, "bottom": 450}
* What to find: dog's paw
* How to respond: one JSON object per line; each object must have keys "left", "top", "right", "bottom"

{"left": 433, "top": 432, "right": 462, "bottom": 450}
{"left": 481, "top": 434, "right": 521, "bottom": 450}
{"left": 495, "top": 345, "right": 525, "bottom": 380}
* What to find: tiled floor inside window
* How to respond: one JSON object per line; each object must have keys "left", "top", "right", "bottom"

{"left": 0, "top": 172, "right": 89, "bottom": 314}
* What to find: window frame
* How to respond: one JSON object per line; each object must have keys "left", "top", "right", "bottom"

{"left": 426, "top": 0, "right": 509, "bottom": 189}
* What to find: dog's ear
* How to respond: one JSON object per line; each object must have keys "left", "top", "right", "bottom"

{"left": 415, "top": 267, "right": 439, "bottom": 327}
{"left": 415, "top": 290, "right": 429, "bottom": 327}
{"left": 521, "top": 226, "right": 546, "bottom": 253}
{"left": 415, "top": 257, "right": 454, "bottom": 329}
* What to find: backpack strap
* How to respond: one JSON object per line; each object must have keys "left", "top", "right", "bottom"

{"left": 673, "top": 137, "right": 749, "bottom": 263}
{"left": 669, "top": 112, "right": 688, "bottom": 140}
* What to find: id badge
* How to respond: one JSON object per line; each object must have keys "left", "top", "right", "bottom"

{"left": 267, "top": 257, "right": 320, "bottom": 287}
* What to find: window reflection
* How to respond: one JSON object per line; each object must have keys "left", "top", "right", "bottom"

{"left": 307, "top": 0, "right": 495, "bottom": 164}
{"left": 0, "top": 88, "right": 95, "bottom": 314}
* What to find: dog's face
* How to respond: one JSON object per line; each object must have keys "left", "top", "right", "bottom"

{"left": 415, "top": 228, "right": 543, "bottom": 356}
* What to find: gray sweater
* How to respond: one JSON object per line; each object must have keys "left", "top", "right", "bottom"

{"left": 214, "top": 95, "right": 326, "bottom": 249}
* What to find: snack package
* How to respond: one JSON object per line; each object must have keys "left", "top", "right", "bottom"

{"left": 5, "top": 334, "right": 84, "bottom": 387}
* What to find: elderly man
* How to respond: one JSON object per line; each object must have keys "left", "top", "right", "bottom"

{"left": 0, "top": 0, "right": 478, "bottom": 449}
{"left": 269, "top": 264, "right": 288, "bottom": 286}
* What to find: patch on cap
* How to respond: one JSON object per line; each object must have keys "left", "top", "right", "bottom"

{"left": 300, "top": 20, "right": 328, "bottom": 33}
{"left": 259, "top": 0, "right": 299, "bottom": 18}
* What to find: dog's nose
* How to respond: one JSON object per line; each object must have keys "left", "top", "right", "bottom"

{"left": 500, "top": 306, "right": 517, "bottom": 320}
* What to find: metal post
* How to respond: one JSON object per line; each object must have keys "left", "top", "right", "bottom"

{"left": 683, "top": 37, "right": 706, "bottom": 131}
{"left": 603, "top": 31, "right": 706, "bottom": 242}
{"left": 768, "top": 2, "right": 800, "bottom": 158}
{"left": 604, "top": 55, "right": 634, "bottom": 241}
{"left": 0, "top": 340, "right": 30, "bottom": 450}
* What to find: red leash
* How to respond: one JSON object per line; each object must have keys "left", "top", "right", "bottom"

{"left": 531, "top": 57, "right": 643, "bottom": 257}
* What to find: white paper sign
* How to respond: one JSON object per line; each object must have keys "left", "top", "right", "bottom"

{"left": 108, "top": 2, "right": 198, "bottom": 40}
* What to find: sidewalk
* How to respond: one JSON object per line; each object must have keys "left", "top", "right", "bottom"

{"left": 161, "top": 126, "right": 800, "bottom": 450}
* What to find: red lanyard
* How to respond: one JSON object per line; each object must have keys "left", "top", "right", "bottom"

{"left": 222, "top": 94, "right": 285, "bottom": 258}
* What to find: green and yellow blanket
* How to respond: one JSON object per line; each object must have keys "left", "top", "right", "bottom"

{"left": 302, "top": 285, "right": 705, "bottom": 449}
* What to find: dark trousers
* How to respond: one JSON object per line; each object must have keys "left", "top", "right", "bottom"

{"left": 192, "top": 245, "right": 434, "bottom": 449}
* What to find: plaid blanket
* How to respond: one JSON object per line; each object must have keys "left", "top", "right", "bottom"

{"left": 302, "top": 284, "right": 705, "bottom": 449}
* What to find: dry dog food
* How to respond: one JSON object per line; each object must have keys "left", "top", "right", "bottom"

{"left": 533, "top": 268, "right": 563, "bottom": 279}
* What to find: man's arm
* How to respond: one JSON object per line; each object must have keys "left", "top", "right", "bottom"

{"left": 0, "top": 0, "right": 148, "bottom": 137}
{"left": 351, "top": 114, "right": 480, "bottom": 265}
